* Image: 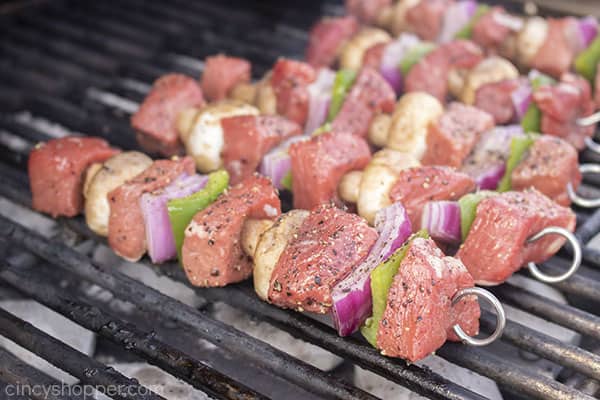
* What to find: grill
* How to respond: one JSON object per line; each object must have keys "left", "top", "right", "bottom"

{"left": 0, "top": 0, "right": 600, "bottom": 399}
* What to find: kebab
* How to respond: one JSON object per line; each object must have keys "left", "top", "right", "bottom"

{"left": 31, "top": 136, "right": 581, "bottom": 348}
{"left": 304, "top": 23, "right": 599, "bottom": 151}
{"left": 28, "top": 136, "right": 231, "bottom": 264}
{"left": 352, "top": 93, "right": 593, "bottom": 206}
{"left": 132, "top": 58, "right": 598, "bottom": 215}
{"left": 130, "top": 69, "right": 305, "bottom": 185}
{"left": 236, "top": 200, "right": 506, "bottom": 361}
{"left": 341, "top": 0, "right": 600, "bottom": 85}
{"left": 32, "top": 130, "right": 578, "bottom": 290}
{"left": 129, "top": 52, "right": 583, "bottom": 203}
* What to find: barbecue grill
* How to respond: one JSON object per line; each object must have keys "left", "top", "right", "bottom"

{"left": 1, "top": 0, "right": 600, "bottom": 399}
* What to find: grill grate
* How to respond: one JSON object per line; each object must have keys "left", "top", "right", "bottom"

{"left": 0, "top": 0, "right": 599, "bottom": 399}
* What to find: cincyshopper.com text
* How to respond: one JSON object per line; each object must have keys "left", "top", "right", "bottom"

{"left": 3, "top": 383, "right": 159, "bottom": 399}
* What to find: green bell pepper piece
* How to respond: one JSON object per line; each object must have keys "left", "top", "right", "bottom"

{"left": 520, "top": 103, "right": 542, "bottom": 133}
{"left": 521, "top": 72, "right": 555, "bottom": 133}
{"left": 497, "top": 134, "right": 537, "bottom": 192}
{"left": 458, "top": 192, "right": 495, "bottom": 241}
{"left": 312, "top": 122, "right": 332, "bottom": 136}
{"left": 327, "top": 69, "right": 357, "bottom": 122}
{"left": 167, "top": 169, "right": 229, "bottom": 260}
{"left": 575, "top": 36, "right": 600, "bottom": 82}
{"left": 530, "top": 72, "right": 556, "bottom": 90}
{"left": 360, "top": 230, "right": 429, "bottom": 347}
{"left": 454, "top": 4, "right": 490, "bottom": 39}
{"left": 399, "top": 42, "right": 436, "bottom": 76}
{"left": 281, "top": 171, "right": 293, "bottom": 191}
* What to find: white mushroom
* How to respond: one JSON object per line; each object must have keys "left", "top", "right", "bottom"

{"left": 84, "top": 151, "right": 153, "bottom": 236}
{"left": 356, "top": 164, "right": 399, "bottom": 226}
{"left": 176, "top": 108, "right": 201, "bottom": 142}
{"left": 253, "top": 210, "right": 309, "bottom": 301}
{"left": 389, "top": 0, "right": 421, "bottom": 35}
{"left": 230, "top": 82, "right": 258, "bottom": 105}
{"left": 356, "top": 150, "right": 420, "bottom": 225}
{"left": 338, "top": 170, "right": 363, "bottom": 203}
{"left": 448, "top": 68, "right": 470, "bottom": 100}
{"left": 386, "top": 92, "right": 444, "bottom": 159}
{"left": 241, "top": 219, "right": 275, "bottom": 258}
{"left": 517, "top": 17, "right": 548, "bottom": 66}
{"left": 459, "top": 56, "right": 519, "bottom": 104}
{"left": 339, "top": 28, "right": 391, "bottom": 70}
{"left": 254, "top": 71, "right": 277, "bottom": 115}
{"left": 367, "top": 113, "right": 393, "bottom": 148}
{"left": 182, "top": 100, "right": 259, "bottom": 173}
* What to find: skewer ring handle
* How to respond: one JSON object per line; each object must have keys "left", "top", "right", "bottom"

{"left": 526, "top": 227, "right": 582, "bottom": 284}
{"left": 452, "top": 287, "right": 505, "bottom": 346}
{"left": 567, "top": 164, "right": 600, "bottom": 208}
{"left": 577, "top": 112, "right": 600, "bottom": 128}
{"left": 583, "top": 137, "right": 600, "bottom": 155}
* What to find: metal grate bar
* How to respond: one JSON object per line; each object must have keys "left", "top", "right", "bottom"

{"left": 436, "top": 345, "right": 594, "bottom": 400}
{"left": 479, "top": 310, "right": 600, "bottom": 381}
{"left": 0, "top": 308, "right": 165, "bottom": 400}
{"left": 0, "top": 259, "right": 266, "bottom": 400}
{"left": 0, "top": 216, "right": 381, "bottom": 400}
{"left": 493, "top": 283, "right": 600, "bottom": 340}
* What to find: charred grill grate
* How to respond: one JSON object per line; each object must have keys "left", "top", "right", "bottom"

{"left": 0, "top": 0, "right": 600, "bottom": 399}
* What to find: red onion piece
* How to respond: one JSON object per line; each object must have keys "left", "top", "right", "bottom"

{"left": 379, "top": 66, "right": 403, "bottom": 95}
{"left": 511, "top": 81, "right": 532, "bottom": 120}
{"left": 305, "top": 68, "right": 335, "bottom": 134}
{"left": 380, "top": 33, "right": 420, "bottom": 94}
{"left": 438, "top": 0, "right": 477, "bottom": 43}
{"left": 331, "top": 202, "right": 412, "bottom": 336}
{"left": 477, "top": 163, "right": 506, "bottom": 190}
{"left": 259, "top": 136, "right": 308, "bottom": 190}
{"left": 421, "top": 201, "right": 461, "bottom": 244}
{"left": 462, "top": 125, "right": 524, "bottom": 190}
{"left": 580, "top": 16, "right": 599, "bottom": 49}
{"left": 141, "top": 174, "right": 208, "bottom": 263}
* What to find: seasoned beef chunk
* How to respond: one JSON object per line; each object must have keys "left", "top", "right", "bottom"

{"left": 457, "top": 189, "right": 576, "bottom": 285}
{"left": 271, "top": 59, "right": 316, "bottom": 126}
{"left": 389, "top": 166, "right": 476, "bottom": 228}
{"left": 474, "top": 78, "right": 522, "bottom": 124}
{"left": 289, "top": 132, "right": 371, "bottom": 210}
{"left": 377, "top": 237, "right": 479, "bottom": 361}
{"left": 331, "top": 67, "right": 396, "bottom": 138}
{"left": 201, "top": 55, "right": 251, "bottom": 101}
{"left": 305, "top": 16, "right": 359, "bottom": 68}
{"left": 132, "top": 74, "right": 205, "bottom": 157}
{"left": 533, "top": 73, "right": 596, "bottom": 150}
{"left": 182, "top": 175, "right": 281, "bottom": 287}
{"left": 405, "top": 0, "right": 455, "bottom": 42}
{"left": 405, "top": 40, "right": 483, "bottom": 101}
{"left": 29, "top": 137, "right": 119, "bottom": 218}
{"left": 221, "top": 115, "right": 301, "bottom": 184}
{"left": 422, "top": 102, "right": 495, "bottom": 168}
{"left": 108, "top": 157, "right": 195, "bottom": 262}
{"left": 530, "top": 18, "right": 580, "bottom": 78}
{"left": 511, "top": 136, "right": 581, "bottom": 206}
{"left": 268, "top": 204, "right": 378, "bottom": 313}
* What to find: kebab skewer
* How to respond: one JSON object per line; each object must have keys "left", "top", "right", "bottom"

{"left": 303, "top": 21, "right": 600, "bottom": 152}
{"left": 341, "top": 0, "right": 600, "bottom": 86}
{"left": 128, "top": 54, "right": 598, "bottom": 209}
{"left": 25, "top": 136, "right": 506, "bottom": 363}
